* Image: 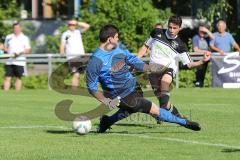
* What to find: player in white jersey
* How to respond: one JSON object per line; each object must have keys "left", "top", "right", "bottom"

{"left": 138, "top": 15, "right": 211, "bottom": 118}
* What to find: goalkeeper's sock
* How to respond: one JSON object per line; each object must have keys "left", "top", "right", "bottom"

{"left": 108, "top": 108, "right": 131, "bottom": 125}
{"left": 167, "top": 105, "right": 181, "bottom": 117}
{"left": 156, "top": 108, "right": 186, "bottom": 125}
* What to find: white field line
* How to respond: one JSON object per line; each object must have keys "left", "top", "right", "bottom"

{"left": 177, "top": 103, "right": 229, "bottom": 106}
{"left": 112, "top": 133, "right": 240, "bottom": 150}
{"left": 0, "top": 125, "right": 70, "bottom": 129}
{"left": 1, "top": 125, "right": 240, "bottom": 150}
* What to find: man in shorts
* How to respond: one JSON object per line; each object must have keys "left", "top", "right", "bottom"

{"left": 60, "top": 20, "right": 90, "bottom": 88}
{"left": 3, "top": 22, "right": 31, "bottom": 91}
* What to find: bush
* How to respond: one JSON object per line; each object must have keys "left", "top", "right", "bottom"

{"left": 22, "top": 74, "right": 48, "bottom": 89}
{"left": 81, "top": 0, "right": 160, "bottom": 53}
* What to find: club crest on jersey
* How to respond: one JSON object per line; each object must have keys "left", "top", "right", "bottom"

{"left": 157, "top": 34, "right": 162, "bottom": 38}
{"left": 110, "top": 60, "right": 125, "bottom": 72}
{"left": 171, "top": 41, "right": 179, "bottom": 49}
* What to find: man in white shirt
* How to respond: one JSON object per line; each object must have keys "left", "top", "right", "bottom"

{"left": 3, "top": 22, "right": 31, "bottom": 91}
{"left": 60, "top": 20, "right": 90, "bottom": 88}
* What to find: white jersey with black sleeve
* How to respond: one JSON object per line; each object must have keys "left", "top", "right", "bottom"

{"left": 145, "top": 28, "right": 192, "bottom": 73}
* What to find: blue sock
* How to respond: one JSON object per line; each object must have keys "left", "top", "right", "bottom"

{"left": 108, "top": 108, "right": 131, "bottom": 125}
{"left": 156, "top": 108, "right": 186, "bottom": 125}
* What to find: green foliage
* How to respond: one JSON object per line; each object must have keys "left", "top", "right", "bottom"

{"left": 187, "top": 38, "right": 193, "bottom": 52}
{"left": 196, "top": 0, "right": 232, "bottom": 30}
{"left": 158, "top": 8, "right": 172, "bottom": 27}
{"left": 22, "top": 74, "right": 48, "bottom": 89}
{"left": 0, "top": 0, "right": 20, "bottom": 42}
{"left": 0, "top": 0, "right": 20, "bottom": 20}
{"left": 45, "top": 26, "right": 67, "bottom": 53}
{"left": 81, "top": 0, "right": 160, "bottom": 52}
{"left": 45, "top": 0, "right": 172, "bottom": 53}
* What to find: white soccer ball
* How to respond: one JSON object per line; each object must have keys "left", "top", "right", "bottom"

{"left": 73, "top": 116, "right": 92, "bottom": 135}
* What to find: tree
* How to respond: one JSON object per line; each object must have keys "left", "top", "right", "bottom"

{"left": 0, "top": 0, "right": 20, "bottom": 42}
{"left": 80, "top": 0, "right": 161, "bottom": 53}
{"left": 196, "top": 0, "right": 232, "bottom": 31}
{"left": 45, "top": 0, "right": 172, "bottom": 53}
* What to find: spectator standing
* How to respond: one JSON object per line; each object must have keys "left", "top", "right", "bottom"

{"left": 192, "top": 24, "right": 215, "bottom": 87}
{"left": 3, "top": 22, "right": 31, "bottom": 91}
{"left": 60, "top": 20, "right": 90, "bottom": 88}
{"left": 210, "top": 19, "right": 240, "bottom": 55}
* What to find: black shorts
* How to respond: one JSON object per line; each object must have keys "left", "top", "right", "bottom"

{"left": 68, "top": 61, "right": 85, "bottom": 74}
{"left": 148, "top": 68, "right": 174, "bottom": 98}
{"left": 68, "top": 57, "right": 88, "bottom": 74}
{"left": 118, "top": 86, "right": 152, "bottom": 114}
{"left": 5, "top": 65, "right": 24, "bottom": 78}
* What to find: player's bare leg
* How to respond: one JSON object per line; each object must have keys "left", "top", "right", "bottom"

{"left": 15, "top": 77, "right": 22, "bottom": 91}
{"left": 3, "top": 76, "right": 11, "bottom": 91}
{"left": 160, "top": 74, "right": 184, "bottom": 118}
{"left": 71, "top": 73, "right": 79, "bottom": 88}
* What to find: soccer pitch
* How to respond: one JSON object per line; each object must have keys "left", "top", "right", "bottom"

{"left": 0, "top": 88, "right": 240, "bottom": 160}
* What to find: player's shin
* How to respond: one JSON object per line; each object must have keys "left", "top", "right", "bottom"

{"left": 149, "top": 105, "right": 186, "bottom": 126}
{"left": 108, "top": 108, "right": 131, "bottom": 125}
{"left": 160, "top": 91, "right": 181, "bottom": 117}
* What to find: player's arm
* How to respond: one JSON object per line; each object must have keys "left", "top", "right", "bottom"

{"left": 201, "top": 27, "right": 215, "bottom": 40}
{"left": 125, "top": 48, "right": 145, "bottom": 71}
{"left": 78, "top": 22, "right": 90, "bottom": 32}
{"left": 233, "top": 42, "right": 240, "bottom": 51}
{"left": 23, "top": 37, "right": 31, "bottom": 54}
{"left": 137, "top": 29, "right": 156, "bottom": 58}
{"left": 124, "top": 49, "right": 165, "bottom": 74}
{"left": 229, "top": 35, "right": 240, "bottom": 52}
{"left": 209, "top": 45, "right": 224, "bottom": 55}
{"left": 59, "top": 43, "right": 65, "bottom": 55}
{"left": 60, "top": 34, "right": 66, "bottom": 55}
{"left": 209, "top": 37, "right": 224, "bottom": 55}
{"left": 23, "top": 48, "right": 30, "bottom": 54}
{"left": 186, "top": 52, "right": 211, "bottom": 69}
{"left": 137, "top": 45, "right": 149, "bottom": 58}
{"left": 4, "top": 36, "right": 9, "bottom": 53}
{"left": 86, "top": 56, "right": 120, "bottom": 110}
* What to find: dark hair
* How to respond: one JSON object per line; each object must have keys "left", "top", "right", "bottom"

{"left": 198, "top": 23, "right": 207, "bottom": 28}
{"left": 168, "top": 15, "right": 182, "bottom": 27}
{"left": 99, "top": 24, "right": 119, "bottom": 43}
{"left": 217, "top": 19, "right": 225, "bottom": 23}
{"left": 12, "top": 22, "right": 20, "bottom": 28}
{"left": 155, "top": 23, "right": 163, "bottom": 28}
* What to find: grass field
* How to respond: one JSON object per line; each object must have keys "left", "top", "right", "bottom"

{"left": 1, "top": 88, "right": 240, "bottom": 160}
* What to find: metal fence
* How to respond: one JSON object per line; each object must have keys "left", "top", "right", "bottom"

{"left": 0, "top": 53, "right": 227, "bottom": 90}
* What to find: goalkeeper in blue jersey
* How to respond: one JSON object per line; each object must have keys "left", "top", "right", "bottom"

{"left": 86, "top": 24, "right": 201, "bottom": 133}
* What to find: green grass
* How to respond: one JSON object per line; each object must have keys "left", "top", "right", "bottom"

{"left": 0, "top": 89, "right": 240, "bottom": 160}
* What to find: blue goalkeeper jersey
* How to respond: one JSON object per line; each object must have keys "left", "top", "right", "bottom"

{"left": 86, "top": 44, "right": 145, "bottom": 99}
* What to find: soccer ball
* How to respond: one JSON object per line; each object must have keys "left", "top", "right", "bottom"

{"left": 73, "top": 116, "right": 92, "bottom": 135}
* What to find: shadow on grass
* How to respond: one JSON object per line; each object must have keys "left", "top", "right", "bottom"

{"left": 107, "top": 130, "right": 190, "bottom": 134}
{"left": 45, "top": 123, "right": 192, "bottom": 135}
{"left": 115, "top": 123, "right": 181, "bottom": 129}
{"left": 46, "top": 130, "right": 73, "bottom": 134}
{"left": 221, "top": 148, "right": 240, "bottom": 153}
